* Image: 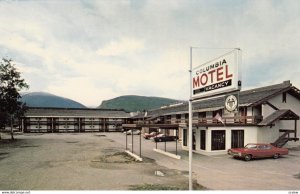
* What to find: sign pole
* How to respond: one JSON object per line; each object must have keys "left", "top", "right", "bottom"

{"left": 188, "top": 47, "right": 241, "bottom": 191}
{"left": 188, "top": 46, "right": 193, "bottom": 190}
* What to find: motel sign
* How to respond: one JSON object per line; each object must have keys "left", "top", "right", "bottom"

{"left": 192, "top": 49, "right": 241, "bottom": 99}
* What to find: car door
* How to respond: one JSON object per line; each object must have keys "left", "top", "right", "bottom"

{"left": 256, "top": 145, "right": 269, "bottom": 158}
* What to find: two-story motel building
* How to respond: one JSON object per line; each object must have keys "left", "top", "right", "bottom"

{"left": 131, "top": 81, "right": 300, "bottom": 155}
{"left": 21, "top": 81, "right": 300, "bottom": 155}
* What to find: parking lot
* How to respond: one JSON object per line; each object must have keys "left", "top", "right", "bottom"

{"left": 107, "top": 132, "right": 300, "bottom": 190}
{"left": 0, "top": 132, "right": 194, "bottom": 190}
{"left": 0, "top": 132, "right": 299, "bottom": 190}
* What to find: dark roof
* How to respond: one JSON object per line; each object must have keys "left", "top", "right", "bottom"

{"left": 25, "top": 107, "right": 130, "bottom": 118}
{"left": 141, "top": 81, "right": 299, "bottom": 117}
{"left": 258, "top": 109, "right": 299, "bottom": 126}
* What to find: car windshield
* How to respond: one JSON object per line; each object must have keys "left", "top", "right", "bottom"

{"left": 245, "top": 144, "right": 257, "bottom": 149}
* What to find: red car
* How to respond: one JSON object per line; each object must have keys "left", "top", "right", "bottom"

{"left": 228, "top": 143, "right": 288, "bottom": 161}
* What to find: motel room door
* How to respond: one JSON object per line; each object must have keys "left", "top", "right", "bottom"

{"left": 231, "top": 130, "right": 244, "bottom": 148}
{"left": 211, "top": 130, "right": 225, "bottom": 151}
{"left": 200, "top": 130, "right": 206, "bottom": 150}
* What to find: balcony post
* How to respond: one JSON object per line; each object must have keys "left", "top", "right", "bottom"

{"left": 295, "top": 120, "right": 297, "bottom": 139}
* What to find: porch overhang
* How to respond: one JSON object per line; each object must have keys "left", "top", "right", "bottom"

{"left": 122, "top": 123, "right": 179, "bottom": 129}
{"left": 258, "top": 109, "right": 299, "bottom": 126}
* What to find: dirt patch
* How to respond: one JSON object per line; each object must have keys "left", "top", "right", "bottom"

{"left": 93, "top": 152, "right": 136, "bottom": 163}
{"left": 90, "top": 152, "right": 138, "bottom": 170}
{"left": 130, "top": 180, "right": 205, "bottom": 190}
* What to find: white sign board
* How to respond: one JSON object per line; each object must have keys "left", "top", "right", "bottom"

{"left": 192, "top": 49, "right": 240, "bottom": 99}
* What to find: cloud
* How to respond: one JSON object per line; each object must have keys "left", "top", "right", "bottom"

{"left": 97, "top": 37, "right": 145, "bottom": 57}
{"left": 0, "top": 0, "right": 299, "bottom": 107}
{"left": 47, "top": 77, "right": 119, "bottom": 107}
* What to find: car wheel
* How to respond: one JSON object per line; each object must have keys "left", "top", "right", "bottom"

{"left": 273, "top": 153, "right": 279, "bottom": 159}
{"left": 159, "top": 139, "right": 162, "bottom": 142}
{"left": 244, "top": 154, "right": 252, "bottom": 161}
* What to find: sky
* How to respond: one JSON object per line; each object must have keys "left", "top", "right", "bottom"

{"left": 0, "top": 0, "right": 299, "bottom": 107}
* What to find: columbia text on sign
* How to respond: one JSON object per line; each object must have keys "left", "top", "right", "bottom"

{"left": 192, "top": 50, "right": 240, "bottom": 99}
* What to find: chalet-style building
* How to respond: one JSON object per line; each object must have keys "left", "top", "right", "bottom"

{"left": 20, "top": 81, "right": 300, "bottom": 156}
{"left": 22, "top": 108, "right": 130, "bottom": 133}
{"left": 130, "top": 81, "right": 300, "bottom": 155}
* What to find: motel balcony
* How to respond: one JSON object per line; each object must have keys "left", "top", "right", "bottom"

{"left": 192, "top": 115, "right": 263, "bottom": 126}
{"left": 133, "top": 115, "right": 263, "bottom": 126}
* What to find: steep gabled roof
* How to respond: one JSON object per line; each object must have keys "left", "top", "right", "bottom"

{"left": 141, "top": 81, "right": 298, "bottom": 117}
{"left": 258, "top": 109, "right": 299, "bottom": 126}
{"left": 242, "top": 81, "right": 293, "bottom": 106}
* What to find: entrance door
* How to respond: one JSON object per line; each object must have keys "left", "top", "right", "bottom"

{"left": 211, "top": 130, "right": 225, "bottom": 150}
{"left": 231, "top": 130, "right": 244, "bottom": 148}
{"left": 183, "top": 129, "right": 187, "bottom": 146}
{"left": 200, "top": 130, "right": 206, "bottom": 150}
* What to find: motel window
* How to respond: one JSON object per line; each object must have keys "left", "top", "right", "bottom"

{"left": 198, "top": 112, "right": 206, "bottom": 118}
{"left": 185, "top": 114, "right": 188, "bottom": 119}
{"left": 193, "top": 112, "right": 198, "bottom": 118}
{"left": 282, "top": 92, "right": 287, "bottom": 103}
{"left": 239, "top": 107, "right": 247, "bottom": 124}
{"left": 176, "top": 114, "right": 181, "bottom": 119}
{"left": 199, "top": 112, "right": 206, "bottom": 123}
{"left": 212, "top": 110, "right": 222, "bottom": 117}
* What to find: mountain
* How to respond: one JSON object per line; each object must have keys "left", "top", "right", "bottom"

{"left": 98, "top": 95, "right": 185, "bottom": 112}
{"left": 20, "top": 92, "right": 86, "bottom": 108}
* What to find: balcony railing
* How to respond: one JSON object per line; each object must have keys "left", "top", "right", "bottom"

{"left": 132, "top": 116, "right": 263, "bottom": 126}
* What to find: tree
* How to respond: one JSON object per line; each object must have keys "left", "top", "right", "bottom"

{"left": 0, "top": 58, "right": 29, "bottom": 140}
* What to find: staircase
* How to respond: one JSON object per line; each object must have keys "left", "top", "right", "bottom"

{"left": 272, "top": 131, "right": 299, "bottom": 148}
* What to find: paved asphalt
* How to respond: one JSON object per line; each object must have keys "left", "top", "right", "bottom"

{"left": 105, "top": 132, "right": 300, "bottom": 190}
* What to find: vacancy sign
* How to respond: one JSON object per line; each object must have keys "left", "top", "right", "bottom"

{"left": 192, "top": 49, "right": 240, "bottom": 99}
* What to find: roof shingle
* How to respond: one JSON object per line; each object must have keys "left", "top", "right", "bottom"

{"left": 143, "top": 81, "right": 297, "bottom": 117}
{"left": 25, "top": 107, "right": 130, "bottom": 118}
